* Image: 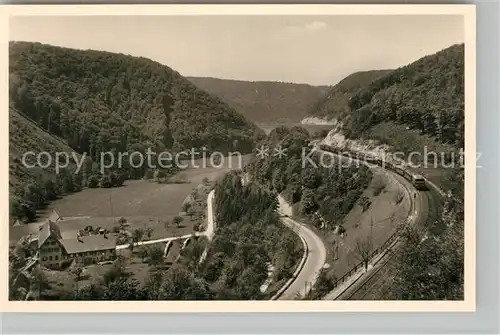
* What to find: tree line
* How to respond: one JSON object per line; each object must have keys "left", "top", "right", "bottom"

{"left": 9, "top": 151, "right": 184, "bottom": 223}
{"left": 344, "top": 44, "right": 464, "bottom": 149}
{"left": 391, "top": 168, "right": 464, "bottom": 300}
{"left": 245, "top": 126, "right": 373, "bottom": 229}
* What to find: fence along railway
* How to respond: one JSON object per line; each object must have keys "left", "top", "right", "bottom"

{"left": 339, "top": 187, "right": 443, "bottom": 300}
{"left": 316, "top": 143, "right": 446, "bottom": 300}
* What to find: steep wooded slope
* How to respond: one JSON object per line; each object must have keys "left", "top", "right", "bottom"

{"left": 343, "top": 44, "right": 465, "bottom": 149}
{"left": 8, "top": 41, "right": 262, "bottom": 223}
{"left": 9, "top": 41, "right": 262, "bottom": 159}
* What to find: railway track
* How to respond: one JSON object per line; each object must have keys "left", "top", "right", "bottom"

{"left": 343, "top": 250, "right": 397, "bottom": 300}
{"left": 307, "top": 144, "right": 448, "bottom": 300}
{"left": 340, "top": 187, "right": 443, "bottom": 300}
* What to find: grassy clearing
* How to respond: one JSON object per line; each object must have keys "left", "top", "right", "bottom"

{"left": 14, "top": 155, "right": 249, "bottom": 299}
{"left": 295, "top": 168, "right": 410, "bottom": 283}
{"left": 10, "top": 155, "right": 250, "bottom": 246}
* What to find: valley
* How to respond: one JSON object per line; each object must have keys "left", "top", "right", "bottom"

{"left": 9, "top": 38, "right": 465, "bottom": 302}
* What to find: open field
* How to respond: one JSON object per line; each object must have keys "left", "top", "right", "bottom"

{"left": 331, "top": 168, "right": 411, "bottom": 274}
{"left": 9, "top": 155, "right": 251, "bottom": 245}
{"left": 41, "top": 155, "right": 250, "bottom": 218}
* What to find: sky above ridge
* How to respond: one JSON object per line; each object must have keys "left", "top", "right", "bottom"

{"left": 10, "top": 15, "right": 464, "bottom": 86}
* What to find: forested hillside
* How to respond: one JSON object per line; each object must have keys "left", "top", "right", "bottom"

{"left": 207, "top": 172, "right": 303, "bottom": 299}
{"left": 9, "top": 106, "right": 85, "bottom": 223}
{"left": 9, "top": 107, "right": 78, "bottom": 191}
{"left": 187, "top": 77, "right": 329, "bottom": 124}
{"left": 310, "top": 44, "right": 464, "bottom": 156}
{"left": 307, "top": 70, "right": 391, "bottom": 121}
{"left": 9, "top": 41, "right": 262, "bottom": 223}
{"left": 344, "top": 44, "right": 465, "bottom": 149}
{"left": 10, "top": 42, "right": 261, "bottom": 157}
{"left": 310, "top": 44, "right": 464, "bottom": 300}
{"left": 245, "top": 126, "right": 372, "bottom": 231}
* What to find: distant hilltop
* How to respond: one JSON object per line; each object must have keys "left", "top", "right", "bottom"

{"left": 300, "top": 117, "right": 337, "bottom": 126}
{"left": 187, "top": 76, "right": 329, "bottom": 124}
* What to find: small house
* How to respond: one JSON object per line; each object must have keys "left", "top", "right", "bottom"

{"left": 37, "top": 220, "right": 116, "bottom": 269}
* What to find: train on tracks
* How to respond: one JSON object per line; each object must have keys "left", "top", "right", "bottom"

{"left": 317, "top": 144, "right": 428, "bottom": 191}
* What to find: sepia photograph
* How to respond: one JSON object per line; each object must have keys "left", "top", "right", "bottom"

{"left": 2, "top": 5, "right": 475, "bottom": 312}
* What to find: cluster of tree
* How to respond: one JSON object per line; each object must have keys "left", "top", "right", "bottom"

{"left": 9, "top": 157, "right": 130, "bottom": 223}
{"left": 311, "top": 128, "right": 331, "bottom": 140}
{"left": 15, "top": 252, "right": 206, "bottom": 301}
{"left": 343, "top": 44, "right": 464, "bottom": 148}
{"left": 245, "top": 126, "right": 373, "bottom": 228}
{"left": 188, "top": 77, "right": 329, "bottom": 124}
{"left": 305, "top": 269, "right": 337, "bottom": 300}
{"left": 8, "top": 250, "right": 31, "bottom": 300}
{"left": 392, "top": 196, "right": 464, "bottom": 298}
{"left": 390, "top": 168, "right": 464, "bottom": 300}
{"left": 197, "top": 172, "right": 303, "bottom": 299}
{"left": 63, "top": 260, "right": 214, "bottom": 301}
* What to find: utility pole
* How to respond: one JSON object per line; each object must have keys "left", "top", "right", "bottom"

{"left": 370, "top": 217, "right": 374, "bottom": 251}
{"left": 109, "top": 192, "right": 115, "bottom": 225}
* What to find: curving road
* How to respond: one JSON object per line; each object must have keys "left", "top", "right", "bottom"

{"left": 275, "top": 144, "right": 430, "bottom": 300}
{"left": 275, "top": 195, "right": 327, "bottom": 300}
{"left": 113, "top": 147, "right": 434, "bottom": 301}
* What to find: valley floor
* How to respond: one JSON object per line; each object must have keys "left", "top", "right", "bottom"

{"left": 9, "top": 155, "right": 251, "bottom": 245}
